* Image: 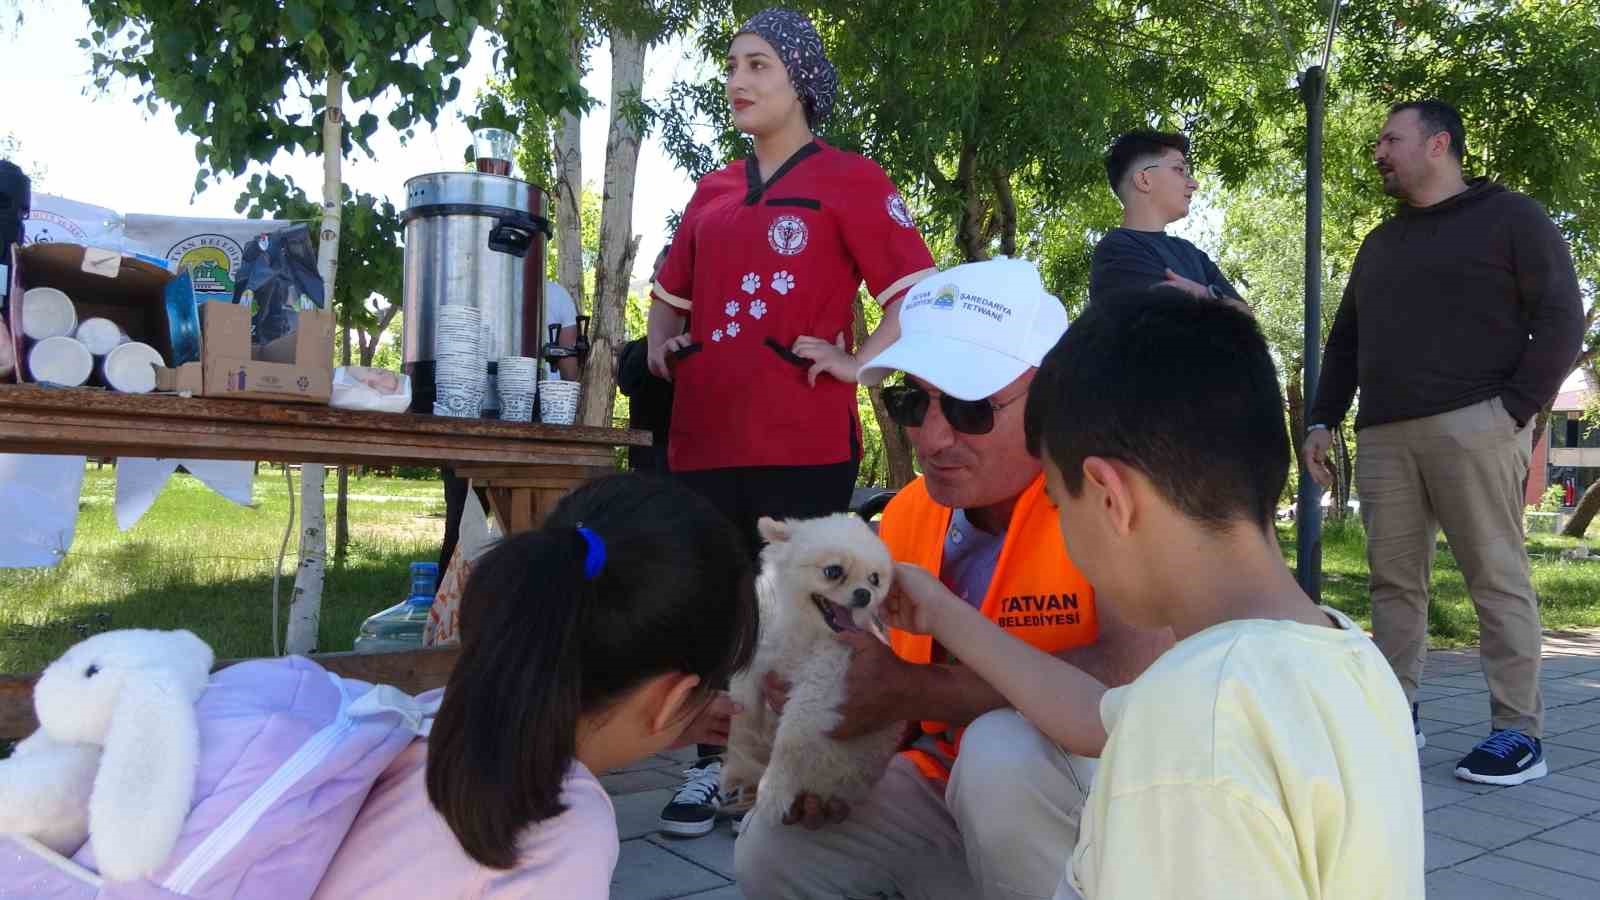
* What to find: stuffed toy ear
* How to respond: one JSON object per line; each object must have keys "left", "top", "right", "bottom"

{"left": 89, "top": 670, "right": 200, "bottom": 882}
{"left": 0, "top": 730, "right": 100, "bottom": 856}
{"left": 757, "top": 517, "right": 791, "bottom": 544}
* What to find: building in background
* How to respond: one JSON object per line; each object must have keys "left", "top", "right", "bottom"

{"left": 1526, "top": 372, "right": 1598, "bottom": 511}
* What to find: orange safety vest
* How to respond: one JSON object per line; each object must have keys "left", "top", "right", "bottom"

{"left": 880, "top": 474, "right": 1098, "bottom": 781}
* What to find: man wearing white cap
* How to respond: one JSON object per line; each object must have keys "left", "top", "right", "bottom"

{"left": 735, "top": 258, "right": 1173, "bottom": 900}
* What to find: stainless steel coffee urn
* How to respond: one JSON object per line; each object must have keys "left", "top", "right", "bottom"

{"left": 400, "top": 172, "right": 552, "bottom": 414}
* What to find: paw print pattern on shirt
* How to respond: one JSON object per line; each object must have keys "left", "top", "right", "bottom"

{"left": 712, "top": 328, "right": 725, "bottom": 342}
{"left": 771, "top": 271, "right": 795, "bottom": 295}
{"left": 750, "top": 299, "right": 768, "bottom": 320}
{"left": 725, "top": 300, "right": 741, "bottom": 317}
{"left": 727, "top": 322, "right": 741, "bottom": 337}
{"left": 741, "top": 272, "right": 762, "bottom": 295}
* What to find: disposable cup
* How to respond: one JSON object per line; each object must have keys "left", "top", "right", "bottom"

{"left": 21, "top": 287, "right": 77, "bottom": 340}
{"left": 103, "top": 341, "right": 165, "bottom": 393}
{"left": 76, "top": 318, "right": 128, "bottom": 356}
{"left": 538, "top": 379, "right": 580, "bottom": 426}
{"left": 28, "top": 335, "right": 93, "bottom": 386}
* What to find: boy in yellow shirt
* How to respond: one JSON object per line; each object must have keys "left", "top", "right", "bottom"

{"left": 885, "top": 287, "right": 1425, "bottom": 898}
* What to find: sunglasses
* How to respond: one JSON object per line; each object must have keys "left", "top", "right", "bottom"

{"left": 880, "top": 383, "right": 1025, "bottom": 436}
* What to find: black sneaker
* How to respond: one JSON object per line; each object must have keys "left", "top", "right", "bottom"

{"left": 1454, "top": 730, "right": 1548, "bottom": 786}
{"left": 658, "top": 758, "right": 722, "bottom": 837}
{"left": 1413, "top": 702, "right": 1426, "bottom": 750}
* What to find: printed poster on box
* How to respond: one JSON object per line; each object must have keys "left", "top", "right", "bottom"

{"left": 22, "top": 193, "right": 123, "bottom": 249}
{"left": 124, "top": 214, "right": 282, "bottom": 304}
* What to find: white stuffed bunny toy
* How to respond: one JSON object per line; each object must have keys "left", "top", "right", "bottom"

{"left": 0, "top": 628, "right": 213, "bottom": 881}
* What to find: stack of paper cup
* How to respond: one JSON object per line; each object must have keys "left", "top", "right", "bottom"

{"left": 20, "top": 287, "right": 78, "bottom": 341}
{"left": 497, "top": 357, "right": 537, "bottom": 422}
{"left": 434, "top": 305, "right": 484, "bottom": 418}
{"left": 28, "top": 336, "right": 93, "bottom": 387}
{"left": 75, "top": 318, "right": 128, "bottom": 356}
{"left": 104, "top": 342, "right": 166, "bottom": 394}
{"left": 538, "top": 378, "right": 581, "bottom": 426}
{"left": 478, "top": 324, "right": 499, "bottom": 417}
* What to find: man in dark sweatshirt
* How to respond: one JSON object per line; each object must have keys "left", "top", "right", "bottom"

{"left": 1089, "top": 130, "right": 1243, "bottom": 308}
{"left": 1304, "top": 100, "right": 1583, "bottom": 788}
{"left": 617, "top": 248, "right": 674, "bottom": 473}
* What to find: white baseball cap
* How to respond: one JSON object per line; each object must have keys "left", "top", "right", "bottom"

{"left": 858, "top": 258, "right": 1069, "bottom": 401}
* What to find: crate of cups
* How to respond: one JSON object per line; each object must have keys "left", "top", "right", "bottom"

{"left": 15, "top": 285, "right": 169, "bottom": 393}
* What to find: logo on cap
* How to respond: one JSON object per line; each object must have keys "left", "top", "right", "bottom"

{"left": 768, "top": 215, "right": 808, "bottom": 256}
{"left": 933, "top": 284, "right": 958, "bottom": 310}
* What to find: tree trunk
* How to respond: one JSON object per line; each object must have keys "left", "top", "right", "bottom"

{"left": 1285, "top": 364, "right": 1305, "bottom": 459}
{"left": 954, "top": 142, "right": 989, "bottom": 263}
{"left": 1562, "top": 479, "right": 1600, "bottom": 538}
{"left": 286, "top": 67, "right": 344, "bottom": 656}
{"left": 1330, "top": 424, "right": 1352, "bottom": 521}
{"left": 334, "top": 320, "right": 352, "bottom": 565}
{"left": 854, "top": 295, "right": 917, "bottom": 488}
{"left": 991, "top": 168, "right": 1017, "bottom": 258}
{"left": 1526, "top": 400, "right": 1555, "bottom": 501}
{"left": 554, "top": 31, "right": 585, "bottom": 308}
{"left": 578, "top": 30, "right": 645, "bottom": 428}
{"left": 358, "top": 302, "right": 398, "bottom": 367}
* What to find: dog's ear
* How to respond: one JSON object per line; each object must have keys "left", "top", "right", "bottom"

{"left": 757, "top": 517, "right": 791, "bottom": 544}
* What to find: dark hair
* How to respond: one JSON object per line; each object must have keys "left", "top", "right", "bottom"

{"left": 1104, "top": 130, "right": 1191, "bottom": 198}
{"left": 1390, "top": 99, "right": 1466, "bottom": 161}
{"left": 426, "top": 473, "right": 758, "bottom": 868}
{"left": 1024, "top": 287, "right": 1290, "bottom": 533}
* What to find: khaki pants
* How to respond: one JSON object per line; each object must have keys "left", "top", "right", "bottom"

{"left": 734, "top": 710, "right": 1094, "bottom": 900}
{"left": 1357, "top": 396, "right": 1543, "bottom": 735}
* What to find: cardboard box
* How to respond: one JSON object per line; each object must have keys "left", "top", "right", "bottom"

{"left": 198, "top": 301, "right": 332, "bottom": 403}
{"left": 5, "top": 242, "right": 202, "bottom": 388}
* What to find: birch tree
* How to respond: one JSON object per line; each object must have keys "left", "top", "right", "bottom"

{"left": 83, "top": 0, "right": 583, "bottom": 652}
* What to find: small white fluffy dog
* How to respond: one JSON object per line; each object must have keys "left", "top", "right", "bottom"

{"left": 723, "top": 513, "right": 903, "bottom": 823}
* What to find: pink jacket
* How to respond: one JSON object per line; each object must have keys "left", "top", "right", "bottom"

{"left": 2, "top": 656, "right": 430, "bottom": 898}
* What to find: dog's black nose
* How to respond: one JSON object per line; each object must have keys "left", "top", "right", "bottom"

{"left": 851, "top": 588, "right": 872, "bottom": 608}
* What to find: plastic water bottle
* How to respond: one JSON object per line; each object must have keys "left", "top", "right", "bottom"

{"left": 353, "top": 562, "right": 439, "bottom": 654}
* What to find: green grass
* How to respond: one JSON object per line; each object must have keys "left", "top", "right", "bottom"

{"left": 1279, "top": 518, "right": 1600, "bottom": 648}
{"left": 0, "top": 466, "right": 445, "bottom": 672}
{"left": 4, "top": 469, "right": 1597, "bottom": 672}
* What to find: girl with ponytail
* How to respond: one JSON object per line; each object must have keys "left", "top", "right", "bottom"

{"left": 313, "top": 474, "right": 759, "bottom": 897}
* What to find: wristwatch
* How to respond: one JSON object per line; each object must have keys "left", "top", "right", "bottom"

{"left": 1306, "top": 423, "right": 1329, "bottom": 436}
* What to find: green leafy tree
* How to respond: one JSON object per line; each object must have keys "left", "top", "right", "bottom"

{"left": 648, "top": 0, "right": 1331, "bottom": 482}
{"left": 0, "top": 132, "right": 46, "bottom": 185}
{"left": 82, "top": 0, "right": 585, "bottom": 652}
{"left": 236, "top": 174, "right": 404, "bottom": 563}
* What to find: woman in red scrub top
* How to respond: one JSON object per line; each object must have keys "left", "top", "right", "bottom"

{"left": 647, "top": 6, "right": 936, "bottom": 558}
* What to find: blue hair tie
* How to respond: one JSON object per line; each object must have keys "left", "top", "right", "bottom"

{"left": 575, "top": 525, "right": 606, "bottom": 580}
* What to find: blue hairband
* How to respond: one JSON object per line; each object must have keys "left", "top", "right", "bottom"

{"left": 575, "top": 525, "right": 606, "bottom": 580}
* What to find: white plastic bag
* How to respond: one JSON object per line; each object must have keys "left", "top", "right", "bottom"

{"left": 329, "top": 366, "right": 411, "bottom": 413}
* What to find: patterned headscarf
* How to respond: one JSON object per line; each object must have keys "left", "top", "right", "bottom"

{"left": 735, "top": 7, "right": 839, "bottom": 127}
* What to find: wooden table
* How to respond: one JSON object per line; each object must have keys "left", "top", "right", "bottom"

{"left": 0, "top": 384, "right": 648, "bottom": 535}
{"left": 0, "top": 384, "right": 650, "bottom": 738}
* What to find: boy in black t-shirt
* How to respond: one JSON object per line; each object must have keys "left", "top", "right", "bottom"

{"left": 1089, "top": 130, "right": 1243, "bottom": 309}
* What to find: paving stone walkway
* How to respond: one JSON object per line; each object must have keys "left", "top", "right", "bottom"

{"left": 602, "top": 629, "right": 1600, "bottom": 899}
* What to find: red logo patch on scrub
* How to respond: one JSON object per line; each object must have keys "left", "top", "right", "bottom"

{"left": 768, "top": 215, "right": 809, "bottom": 256}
